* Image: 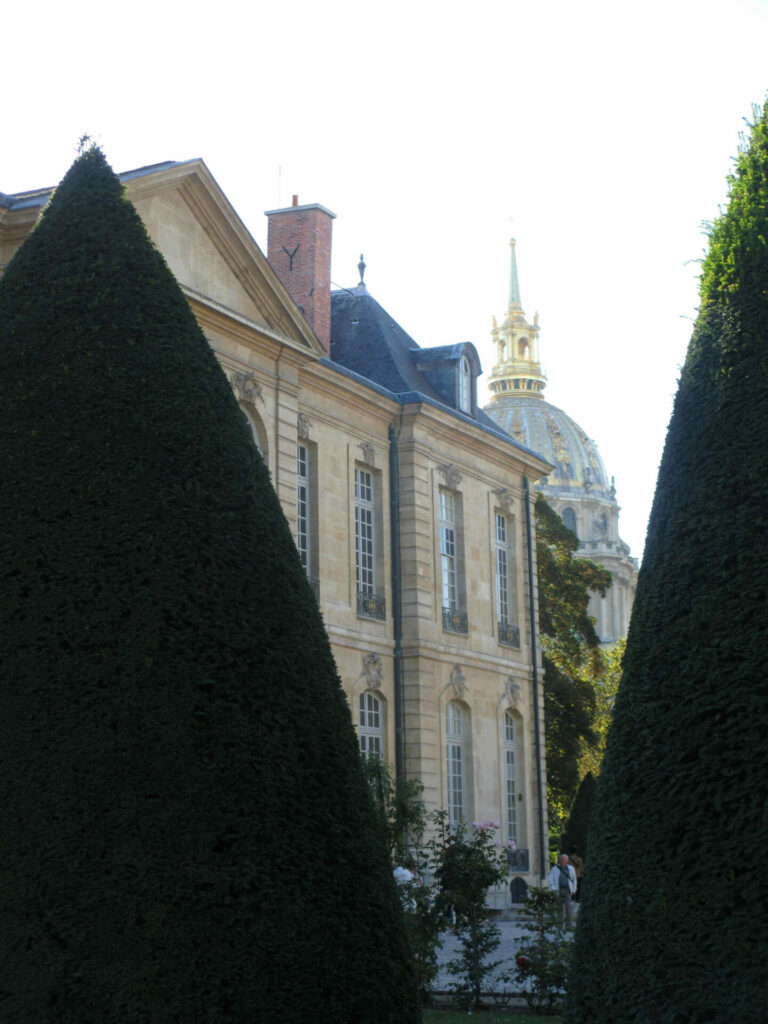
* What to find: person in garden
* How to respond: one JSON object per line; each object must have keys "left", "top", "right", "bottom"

{"left": 548, "top": 853, "right": 577, "bottom": 929}
{"left": 569, "top": 845, "right": 584, "bottom": 900}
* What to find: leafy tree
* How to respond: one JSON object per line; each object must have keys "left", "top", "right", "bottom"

{"left": 535, "top": 495, "right": 611, "bottom": 833}
{"left": 577, "top": 637, "right": 625, "bottom": 780}
{"left": 566, "top": 102, "right": 768, "bottom": 1024}
{"left": 0, "top": 148, "right": 419, "bottom": 1023}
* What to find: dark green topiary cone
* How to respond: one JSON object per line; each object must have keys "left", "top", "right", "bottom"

{"left": 0, "top": 148, "right": 419, "bottom": 1023}
{"left": 566, "top": 103, "right": 768, "bottom": 1024}
{"left": 560, "top": 771, "right": 596, "bottom": 862}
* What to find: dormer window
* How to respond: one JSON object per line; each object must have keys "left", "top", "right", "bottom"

{"left": 459, "top": 355, "right": 472, "bottom": 413}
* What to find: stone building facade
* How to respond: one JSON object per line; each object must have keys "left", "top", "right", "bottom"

{"left": 1, "top": 160, "right": 553, "bottom": 888}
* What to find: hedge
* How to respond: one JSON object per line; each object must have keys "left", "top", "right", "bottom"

{"left": 0, "top": 148, "right": 419, "bottom": 1023}
{"left": 565, "top": 102, "right": 768, "bottom": 1024}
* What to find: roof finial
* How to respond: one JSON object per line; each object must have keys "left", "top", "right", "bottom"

{"left": 358, "top": 253, "right": 366, "bottom": 286}
{"left": 508, "top": 237, "right": 522, "bottom": 309}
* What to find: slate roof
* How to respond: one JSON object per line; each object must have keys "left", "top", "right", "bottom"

{"left": 329, "top": 284, "right": 509, "bottom": 438}
{"left": 330, "top": 285, "right": 443, "bottom": 399}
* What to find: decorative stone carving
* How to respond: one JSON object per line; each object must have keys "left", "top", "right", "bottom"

{"left": 450, "top": 664, "right": 467, "bottom": 700}
{"left": 493, "top": 487, "right": 514, "bottom": 513}
{"left": 545, "top": 413, "right": 570, "bottom": 466}
{"left": 359, "top": 441, "right": 376, "bottom": 467}
{"left": 361, "top": 651, "right": 383, "bottom": 689}
{"left": 438, "top": 463, "right": 462, "bottom": 489}
{"left": 593, "top": 512, "right": 608, "bottom": 539}
{"left": 297, "top": 412, "right": 311, "bottom": 439}
{"left": 230, "top": 371, "right": 262, "bottom": 405}
{"left": 505, "top": 678, "right": 521, "bottom": 706}
{"left": 510, "top": 410, "right": 526, "bottom": 446}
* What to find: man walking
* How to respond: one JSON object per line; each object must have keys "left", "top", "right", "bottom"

{"left": 548, "top": 853, "right": 577, "bottom": 929}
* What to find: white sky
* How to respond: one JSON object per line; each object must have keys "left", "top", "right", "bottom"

{"left": 5, "top": 0, "right": 768, "bottom": 561}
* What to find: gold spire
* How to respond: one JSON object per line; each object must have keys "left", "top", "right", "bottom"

{"left": 488, "top": 237, "right": 546, "bottom": 401}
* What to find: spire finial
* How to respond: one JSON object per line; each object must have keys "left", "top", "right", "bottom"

{"left": 487, "top": 234, "right": 547, "bottom": 401}
{"left": 508, "top": 237, "right": 522, "bottom": 309}
{"left": 358, "top": 253, "right": 366, "bottom": 286}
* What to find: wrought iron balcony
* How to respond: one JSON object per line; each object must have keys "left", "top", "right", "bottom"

{"left": 498, "top": 621, "right": 521, "bottom": 648}
{"left": 357, "top": 590, "right": 386, "bottom": 620}
{"left": 442, "top": 607, "right": 468, "bottom": 635}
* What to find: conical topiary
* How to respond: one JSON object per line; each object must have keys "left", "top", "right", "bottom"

{"left": 0, "top": 148, "right": 419, "bottom": 1023}
{"left": 565, "top": 102, "right": 768, "bottom": 1024}
{"left": 559, "top": 771, "right": 596, "bottom": 862}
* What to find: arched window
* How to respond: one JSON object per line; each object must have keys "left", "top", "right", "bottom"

{"left": 240, "top": 404, "right": 268, "bottom": 462}
{"left": 359, "top": 691, "right": 383, "bottom": 761}
{"left": 458, "top": 356, "right": 472, "bottom": 413}
{"left": 503, "top": 711, "right": 518, "bottom": 844}
{"left": 562, "top": 507, "right": 577, "bottom": 537}
{"left": 446, "top": 701, "right": 468, "bottom": 829}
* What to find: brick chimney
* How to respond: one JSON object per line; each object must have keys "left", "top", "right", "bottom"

{"left": 265, "top": 197, "right": 336, "bottom": 353}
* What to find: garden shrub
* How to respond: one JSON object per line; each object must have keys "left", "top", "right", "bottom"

{"left": 432, "top": 814, "right": 507, "bottom": 1010}
{"left": 511, "top": 887, "right": 571, "bottom": 1015}
{"left": 566, "top": 102, "right": 768, "bottom": 1024}
{"left": 0, "top": 148, "right": 419, "bottom": 1022}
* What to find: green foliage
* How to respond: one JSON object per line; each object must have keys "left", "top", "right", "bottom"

{"left": 431, "top": 814, "right": 507, "bottom": 1010}
{"left": 535, "top": 496, "right": 612, "bottom": 833}
{"left": 509, "top": 887, "right": 572, "bottom": 1015}
{"left": 559, "top": 772, "right": 596, "bottom": 863}
{"left": 363, "top": 760, "right": 442, "bottom": 997}
{"left": 577, "top": 638, "right": 625, "bottom": 780}
{"left": 0, "top": 148, "right": 419, "bottom": 1022}
{"left": 566, "top": 101, "right": 768, "bottom": 1024}
{"left": 535, "top": 495, "right": 610, "bottom": 679}
{"left": 362, "top": 757, "right": 428, "bottom": 862}
{"left": 700, "top": 102, "right": 768, "bottom": 308}
{"left": 400, "top": 874, "right": 446, "bottom": 1002}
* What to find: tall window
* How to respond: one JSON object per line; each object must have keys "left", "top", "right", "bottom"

{"left": 495, "top": 513, "right": 511, "bottom": 624}
{"left": 440, "top": 490, "right": 458, "bottom": 610}
{"left": 503, "top": 711, "right": 518, "bottom": 844}
{"left": 355, "top": 468, "right": 375, "bottom": 595}
{"left": 446, "top": 701, "right": 467, "bottom": 829}
{"left": 495, "top": 512, "right": 519, "bottom": 646}
{"left": 297, "top": 444, "right": 311, "bottom": 576}
{"left": 459, "top": 355, "right": 472, "bottom": 413}
{"left": 359, "top": 692, "right": 383, "bottom": 761}
{"left": 562, "top": 507, "right": 577, "bottom": 536}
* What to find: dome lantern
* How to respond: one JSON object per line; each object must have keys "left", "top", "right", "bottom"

{"left": 488, "top": 238, "right": 547, "bottom": 399}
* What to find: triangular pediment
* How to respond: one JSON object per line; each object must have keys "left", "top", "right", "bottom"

{"left": 124, "top": 161, "right": 323, "bottom": 355}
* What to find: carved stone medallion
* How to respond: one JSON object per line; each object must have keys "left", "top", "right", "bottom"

{"left": 438, "top": 463, "right": 463, "bottom": 490}
{"left": 450, "top": 664, "right": 467, "bottom": 700}
{"left": 230, "top": 371, "right": 262, "bottom": 406}
{"left": 359, "top": 441, "right": 376, "bottom": 467}
{"left": 297, "top": 412, "right": 311, "bottom": 439}
{"left": 493, "top": 487, "right": 514, "bottom": 513}
{"left": 545, "top": 414, "right": 570, "bottom": 467}
{"left": 505, "top": 678, "right": 521, "bottom": 706}
{"left": 361, "top": 651, "right": 383, "bottom": 688}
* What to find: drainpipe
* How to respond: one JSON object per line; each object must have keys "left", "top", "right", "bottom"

{"left": 389, "top": 418, "right": 405, "bottom": 784}
{"left": 524, "top": 476, "right": 547, "bottom": 882}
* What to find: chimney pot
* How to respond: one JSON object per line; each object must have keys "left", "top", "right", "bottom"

{"left": 292, "top": 194, "right": 298, "bottom": 207}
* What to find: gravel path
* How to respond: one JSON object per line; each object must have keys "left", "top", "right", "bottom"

{"left": 433, "top": 913, "right": 576, "bottom": 992}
